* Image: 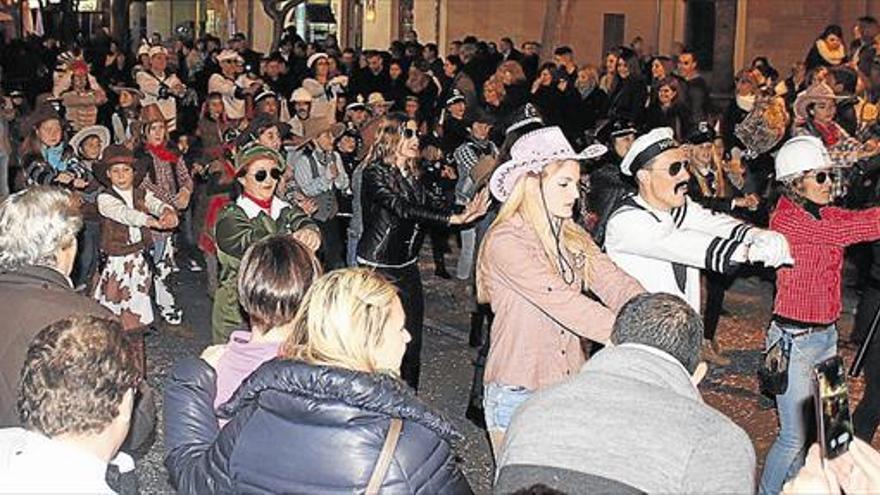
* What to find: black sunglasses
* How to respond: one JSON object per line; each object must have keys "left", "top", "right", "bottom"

{"left": 650, "top": 160, "right": 688, "bottom": 177}
{"left": 252, "top": 168, "right": 283, "bottom": 182}
{"left": 811, "top": 170, "right": 837, "bottom": 184}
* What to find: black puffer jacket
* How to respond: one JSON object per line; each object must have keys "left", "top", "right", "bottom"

{"left": 163, "top": 357, "right": 471, "bottom": 494}
{"left": 357, "top": 161, "right": 450, "bottom": 266}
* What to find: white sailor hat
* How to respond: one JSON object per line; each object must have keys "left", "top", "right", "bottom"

{"left": 148, "top": 45, "right": 168, "bottom": 58}
{"left": 217, "top": 49, "right": 244, "bottom": 63}
{"left": 620, "top": 127, "right": 678, "bottom": 176}
{"left": 307, "top": 52, "right": 329, "bottom": 69}
{"left": 254, "top": 88, "right": 278, "bottom": 103}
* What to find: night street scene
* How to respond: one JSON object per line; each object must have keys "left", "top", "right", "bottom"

{"left": 7, "top": 0, "right": 880, "bottom": 493}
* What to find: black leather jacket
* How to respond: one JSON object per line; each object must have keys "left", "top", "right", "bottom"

{"left": 357, "top": 161, "right": 451, "bottom": 266}
{"left": 163, "top": 357, "right": 471, "bottom": 494}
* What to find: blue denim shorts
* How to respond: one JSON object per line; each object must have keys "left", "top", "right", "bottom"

{"left": 483, "top": 382, "right": 534, "bottom": 432}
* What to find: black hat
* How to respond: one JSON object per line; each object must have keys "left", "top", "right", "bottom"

{"left": 445, "top": 89, "right": 466, "bottom": 107}
{"left": 503, "top": 103, "right": 544, "bottom": 135}
{"left": 686, "top": 121, "right": 717, "bottom": 145}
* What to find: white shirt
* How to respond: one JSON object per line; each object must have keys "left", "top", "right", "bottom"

{"left": 208, "top": 73, "right": 250, "bottom": 120}
{"left": 0, "top": 428, "right": 114, "bottom": 494}
{"left": 136, "top": 70, "right": 184, "bottom": 131}
{"left": 605, "top": 195, "right": 751, "bottom": 312}
{"left": 97, "top": 187, "right": 170, "bottom": 243}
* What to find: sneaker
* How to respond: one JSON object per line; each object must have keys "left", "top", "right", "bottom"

{"left": 188, "top": 259, "right": 203, "bottom": 272}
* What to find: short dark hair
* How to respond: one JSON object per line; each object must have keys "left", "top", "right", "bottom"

{"left": 18, "top": 315, "right": 139, "bottom": 437}
{"left": 858, "top": 16, "right": 878, "bottom": 26}
{"left": 446, "top": 54, "right": 464, "bottom": 71}
{"left": 238, "top": 235, "right": 322, "bottom": 333}
{"left": 554, "top": 46, "right": 573, "bottom": 56}
{"left": 424, "top": 43, "right": 438, "bottom": 54}
{"left": 501, "top": 37, "right": 513, "bottom": 46}
{"left": 611, "top": 293, "right": 702, "bottom": 373}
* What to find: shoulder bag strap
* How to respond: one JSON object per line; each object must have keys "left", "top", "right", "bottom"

{"left": 365, "top": 418, "right": 403, "bottom": 495}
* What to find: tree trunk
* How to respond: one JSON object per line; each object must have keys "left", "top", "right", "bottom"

{"left": 539, "top": 0, "right": 572, "bottom": 61}
{"left": 110, "top": 0, "right": 130, "bottom": 50}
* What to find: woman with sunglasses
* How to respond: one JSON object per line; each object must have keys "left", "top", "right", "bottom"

{"left": 761, "top": 136, "right": 880, "bottom": 494}
{"left": 357, "top": 113, "right": 490, "bottom": 390}
{"left": 212, "top": 145, "right": 320, "bottom": 344}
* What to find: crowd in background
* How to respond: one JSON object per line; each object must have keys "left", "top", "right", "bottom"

{"left": 7, "top": 14, "right": 880, "bottom": 495}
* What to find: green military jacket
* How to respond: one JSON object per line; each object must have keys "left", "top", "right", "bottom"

{"left": 211, "top": 195, "right": 316, "bottom": 343}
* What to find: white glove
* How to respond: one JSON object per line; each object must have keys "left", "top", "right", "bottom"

{"left": 748, "top": 231, "right": 794, "bottom": 268}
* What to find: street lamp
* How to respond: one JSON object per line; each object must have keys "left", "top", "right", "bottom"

{"left": 365, "top": 0, "right": 375, "bottom": 22}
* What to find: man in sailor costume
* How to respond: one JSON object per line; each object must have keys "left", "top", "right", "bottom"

{"left": 604, "top": 127, "right": 792, "bottom": 314}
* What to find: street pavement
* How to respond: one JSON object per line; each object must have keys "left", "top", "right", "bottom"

{"left": 135, "top": 246, "right": 879, "bottom": 494}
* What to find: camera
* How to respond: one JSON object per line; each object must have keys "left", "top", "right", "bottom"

{"left": 157, "top": 83, "right": 171, "bottom": 100}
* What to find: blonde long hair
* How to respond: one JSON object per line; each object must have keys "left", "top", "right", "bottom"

{"left": 280, "top": 268, "right": 401, "bottom": 375}
{"left": 365, "top": 113, "right": 418, "bottom": 176}
{"left": 476, "top": 161, "right": 600, "bottom": 304}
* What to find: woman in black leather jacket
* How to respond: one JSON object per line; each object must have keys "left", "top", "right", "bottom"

{"left": 164, "top": 268, "right": 472, "bottom": 494}
{"left": 357, "top": 113, "right": 488, "bottom": 389}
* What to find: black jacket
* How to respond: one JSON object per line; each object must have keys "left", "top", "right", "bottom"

{"left": 163, "top": 358, "right": 471, "bottom": 494}
{"left": 357, "top": 161, "right": 450, "bottom": 266}
{"left": 608, "top": 77, "right": 648, "bottom": 124}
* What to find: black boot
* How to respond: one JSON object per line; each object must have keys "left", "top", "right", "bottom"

{"left": 434, "top": 255, "right": 451, "bottom": 279}
{"left": 469, "top": 311, "right": 484, "bottom": 348}
{"left": 465, "top": 401, "right": 486, "bottom": 429}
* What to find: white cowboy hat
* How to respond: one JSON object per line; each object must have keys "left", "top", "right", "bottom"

{"left": 70, "top": 125, "right": 111, "bottom": 155}
{"left": 489, "top": 126, "right": 606, "bottom": 201}
{"left": 793, "top": 82, "right": 848, "bottom": 121}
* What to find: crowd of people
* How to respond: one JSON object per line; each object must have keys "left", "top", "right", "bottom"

{"left": 6, "top": 15, "right": 880, "bottom": 494}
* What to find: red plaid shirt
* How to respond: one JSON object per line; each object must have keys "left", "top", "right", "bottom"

{"left": 771, "top": 196, "right": 880, "bottom": 324}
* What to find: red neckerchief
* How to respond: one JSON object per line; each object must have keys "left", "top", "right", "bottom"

{"left": 146, "top": 142, "right": 179, "bottom": 163}
{"left": 813, "top": 121, "right": 841, "bottom": 147}
{"left": 243, "top": 191, "right": 273, "bottom": 213}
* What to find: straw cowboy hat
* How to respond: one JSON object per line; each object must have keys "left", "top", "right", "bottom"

{"left": 794, "top": 82, "right": 848, "bottom": 121}
{"left": 141, "top": 103, "right": 170, "bottom": 125}
{"left": 489, "top": 125, "right": 606, "bottom": 201}
{"left": 298, "top": 117, "right": 345, "bottom": 148}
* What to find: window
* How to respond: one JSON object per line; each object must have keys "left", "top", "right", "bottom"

{"left": 685, "top": 0, "right": 716, "bottom": 71}
{"left": 602, "top": 13, "right": 625, "bottom": 57}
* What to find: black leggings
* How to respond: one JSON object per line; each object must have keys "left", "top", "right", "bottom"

{"left": 374, "top": 263, "right": 424, "bottom": 390}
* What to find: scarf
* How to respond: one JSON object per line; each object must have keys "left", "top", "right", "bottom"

{"left": 146, "top": 142, "right": 179, "bottom": 163}
{"left": 577, "top": 82, "right": 597, "bottom": 99}
{"left": 816, "top": 39, "right": 846, "bottom": 65}
{"left": 736, "top": 94, "right": 756, "bottom": 112}
{"left": 243, "top": 191, "right": 273, "bottom": 213}
{"left": 42, "top": 144, "right": 66, "bottom": 171}
{"left": 813, "top": 121, "right": 841, "bottom": 147}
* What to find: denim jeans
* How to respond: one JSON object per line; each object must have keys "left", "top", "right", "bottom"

{"left": 483, "top": 382, "right": 534, "bottom": 433}
{"left": 0, "top": 150, "right": 9, "bottom": 198}
{"left": 456, "top": 227, "right": 476, "bottom": 280}
{"left": 759, "top": 321, "right": 837, "bottom": 495}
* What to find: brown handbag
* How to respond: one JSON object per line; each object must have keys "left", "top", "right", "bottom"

{"left": 365, "top": 418, "right": 403, "bottom": 495}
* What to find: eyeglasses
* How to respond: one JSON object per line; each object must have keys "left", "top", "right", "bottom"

{"left": 809, "top": 170, "right": 837, "bottom": 184}
{"left": 649, "top": 160, "right": 688, "bottom": 177}
{"left": 251, "top": 168, "right": 283, "bottom": 182}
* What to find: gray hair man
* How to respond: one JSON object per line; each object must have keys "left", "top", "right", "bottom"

{"left": 0, "top": 187, "right": 155, "bottom": 461}
{"left": 496, "top": 293, "right": 756, "bottom": 493}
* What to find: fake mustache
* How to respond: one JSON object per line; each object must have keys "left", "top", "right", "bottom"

{"left": 674, "top": 181, "right": 689, "bottom": 194}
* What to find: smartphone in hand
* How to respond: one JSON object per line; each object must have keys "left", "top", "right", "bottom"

{"left": 814, "top": 356, "right": 854, "bottom": 459}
